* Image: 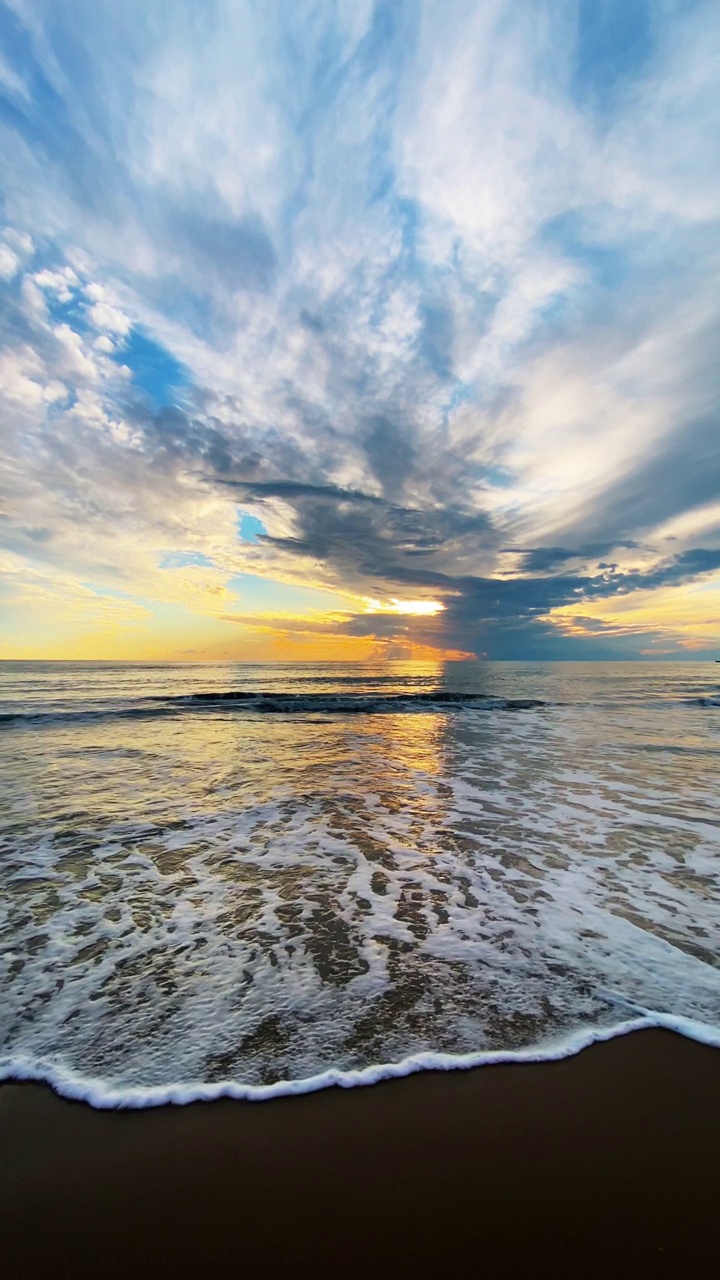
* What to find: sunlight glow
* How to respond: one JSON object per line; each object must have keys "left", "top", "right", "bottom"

{"left": 362, "top": 598, "right": 446, "bottom": 617}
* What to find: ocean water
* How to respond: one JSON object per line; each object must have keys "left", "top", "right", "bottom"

{"left": 1, "top": 660, "right": 718, "bottom": 1106}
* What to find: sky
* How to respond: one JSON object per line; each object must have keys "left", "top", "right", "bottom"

{"left": 1, "top": 0, "right": 719, "bottom": 662}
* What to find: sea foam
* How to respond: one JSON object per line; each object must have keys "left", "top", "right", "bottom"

{"left": 1, "top": 664, "right": 718, "bottom": 1108}
{"left": 2, "top": 1013, "right": 719, "bottom": 1109}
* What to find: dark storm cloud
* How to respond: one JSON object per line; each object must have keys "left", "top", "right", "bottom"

{"left": 444, "top": 548, "right": 720, "bottom": 655}
{"left": 125, "top": 405, "right": 238, "bottom": 476}
{"left": 253, "top": 493, "right": 495, "bottom": 583}
{"left": 514, "top": 542, "right": 640, "bottom": 573}
{"left": 363, "top": 415, "right": 416, "bottom": 498}
{"left": 209, "top": 393, "right": 720, "bottom": 649}
{"left": 131, "top": 381, "right": 500, "bottom": 592}
{"left": 209, "top": 396, "right": 720, "bottom": 651}
{"left": 218, "top": 479, "right": 384, "bottom": 505}
{"left": 608, "top": 547, "right": 720, "bottom": 591}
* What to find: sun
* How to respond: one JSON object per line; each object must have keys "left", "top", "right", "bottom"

{"left": 362, "top": 598, "right": 446, "bottom": 617}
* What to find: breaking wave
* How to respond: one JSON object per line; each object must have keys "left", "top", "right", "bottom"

{"left": 0, "top": 689, "right": 546, "bottom": 728}
{"left": 1, "top": 659, "right": 718, "bottom": 1107}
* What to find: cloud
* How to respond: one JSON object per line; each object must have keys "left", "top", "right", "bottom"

{"left": 514, "top": 542, "right": 640, "bottom": 574}
{"left": 0, "top": 243, "right": 20, "bottom": 279}
{"left": 0, "top": 0, "right": 719, "bottom": 657}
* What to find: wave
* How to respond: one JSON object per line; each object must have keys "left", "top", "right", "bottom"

{"left": 1, "top": 1013, "right": 717, "bottom": 1109}
{"left": 183, "top": 690, "right": 545, "bottom": 711}
{"left": 0, "top": 689, "right": 546, "bottom": 727}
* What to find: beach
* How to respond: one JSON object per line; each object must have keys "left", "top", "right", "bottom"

{"left": 2, "top": 662, "right": 718, "bottom": 1272}
{"left": 3, "top": 0, "right": 720, "bottom": 1268}
{"left": 2, "top": 1028, "right": 718, "bottom": 1274}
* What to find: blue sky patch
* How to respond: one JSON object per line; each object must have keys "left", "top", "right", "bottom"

{"left": 238, "top": 512, "right": 268, "bottom": 544}
{"left": 573, "top": 0, "right": 654, "bottom": 109}
{"left": 45, "top": 287, "right": 88, "bottom": 331}
{"left": 113, "top": 327, "right": 189, "bottom": 408}
{"left": 542, "top": 210, "right": 630, "bottom": 293}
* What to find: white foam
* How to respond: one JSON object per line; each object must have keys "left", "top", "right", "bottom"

{"left": 1, "top": 680, "right": 719, "bottom": 1107}
{"left": 1, "top": 1014, "right": 718, "bottom": 1109}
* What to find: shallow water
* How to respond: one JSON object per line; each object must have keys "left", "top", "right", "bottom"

{"left": 1, "top": 660, "right": 718, "bottom": 1104}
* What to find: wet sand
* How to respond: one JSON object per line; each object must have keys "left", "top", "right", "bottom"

{"left": 1, "top": 1028, "right": 718, "bottom": 1275}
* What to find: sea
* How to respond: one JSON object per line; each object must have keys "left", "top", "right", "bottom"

{"left": 1, "top": 660, "right": 718, "bottom": 1106}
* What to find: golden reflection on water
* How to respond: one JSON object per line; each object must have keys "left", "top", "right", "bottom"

{"left": 365, "top": 710, "right": 447, "bottom": 777}
{"left": 2, "top": 661, "right": 720, "bottom": 1093}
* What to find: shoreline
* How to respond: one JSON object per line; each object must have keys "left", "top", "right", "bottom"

{"left": 2, "top": 1027, "right": 718, "bottom": 1273}
{"left": 1, "top": 1010, "right": 718, "bottom": 1108}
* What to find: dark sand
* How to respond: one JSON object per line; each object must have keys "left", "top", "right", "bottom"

{"left": 1, "top": 1028, "right": 718, "bottom": 1276}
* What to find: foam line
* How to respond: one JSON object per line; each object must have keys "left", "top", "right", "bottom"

{"left": 3, "top": 663, "right": 718, "bottom": 1117}
{"left": 1, "top": 1014, "right": 718, "bottom": 1111}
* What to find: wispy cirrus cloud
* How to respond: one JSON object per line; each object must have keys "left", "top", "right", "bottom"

{"left": 1, "top": 0, "right": 719, "bottom": 658}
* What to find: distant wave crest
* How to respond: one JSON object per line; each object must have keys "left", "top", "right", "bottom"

{"left": 0, "top": 689, "right": 546, "bottom": 727}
